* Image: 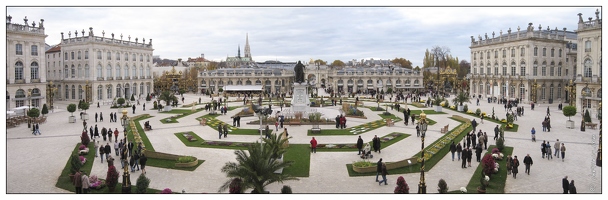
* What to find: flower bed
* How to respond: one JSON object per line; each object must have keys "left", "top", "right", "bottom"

{"left": 316, "top": 132, "right": 406, "bottom": 151}
{"left": 416, "top": 115, "right": 470, "bottom": 162}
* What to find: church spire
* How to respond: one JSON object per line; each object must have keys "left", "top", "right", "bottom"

{"left": 244, "top": 33, "right": 251, "bottom": 60}
{"left": 238, "top": 45, "right": 241, "bottom": 58}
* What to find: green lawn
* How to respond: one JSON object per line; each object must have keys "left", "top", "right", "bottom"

{"left": 174, "top": 132, "right": 249, "bottom": 150}
{"left": 129, "top": 115, "right": 155, "bottom": 152}
{"left": 315, "top": 133, "right": 410, "bottom": 152}
{"left": 456, "top": 109, "right": 520, "bottom": 130}
{"left": 159, "top": 108, "right": 205, "bottom": 124}
{"left": 307, "top": 114, "right": 402, "bottom": 136}
{"left": 282, "top": 144, "right": 311, "bottom": 177}
{"left": 402, "top": 109, "right": 446, "bottom": 115}
{"left": 465, "top": 145, "right": 513, "bottom": 194}
{"left": 197, "top": 114, "right": 261, "bottom": 135}
{"left": 346, "top": 117, "right": 472, "bottom": 176}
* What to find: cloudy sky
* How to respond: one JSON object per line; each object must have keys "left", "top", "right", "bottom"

{"left": 6, "top": 3, "right": 602, "bottom": 67}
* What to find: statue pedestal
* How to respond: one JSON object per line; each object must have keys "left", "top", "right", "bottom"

{"left": 291, "top": 83, "right": 310, "bottom": 114}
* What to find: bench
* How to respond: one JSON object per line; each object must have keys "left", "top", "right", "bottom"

{"left": 311, "top": 128, "right": 321, "bottom": 134}
{"left": 289, "top": 121, "right": 301, "bottom": 126}
{"left": 585, "top": 122, "right": 598, "bottom": 130}
{"left": 440, "top": 124, "right": 450, "bottom": 133}
{"left": 386, "top": 118, "right": 394, "bottom": 127}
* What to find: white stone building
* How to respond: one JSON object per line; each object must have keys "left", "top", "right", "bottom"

{"left": 45, "top": 28, "right": 155, "bottom": 104}
{"left": 575, "top": 10, "right": 602, "bottom": 117}
{"left": 6, "top": 15, "right": 47, "bottom": 110}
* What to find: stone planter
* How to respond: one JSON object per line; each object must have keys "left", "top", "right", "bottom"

{"left": 163, "top": 105, "right": 173, "bottom": 112}
{"left": 175, "top": 157, "right": 198, "bottom": 168}
{"left": 435, "top": 105, "right": 442, "bottom": 112}
{"left": 566, "top": 120, "right": 574, "bottom": 129}
{"left": 457, "top": 105, "right": 464, "bottom": 112}
{"left": 352, "top": 165, "right": 377, "bottom": 173}
{"left": 69, "top": 116, "right": 76, "bottom": 123}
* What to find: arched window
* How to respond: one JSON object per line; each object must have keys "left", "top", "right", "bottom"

{"left": 71, "top": 52, "right": 75, "bottom": 60}
{"left": 71, "top": 85, "right": 76, "bottom": 99}
{"left": 550, "top": 48, "right": 555, "bottom": 57}
{"left": 116, "top": 52, "right": 121, "bottom": 60}
{"left": 106, "top": 64, "right": 112, "bottom": 78}
{"left": 584, "top": 59, "right": 593, "bottom": 77}
{"left": 64, "top": 52, "right": 68, "bottom": 60}
{"left": 246, "top": 80, "right": 252, "bottom": 85}
{"left": 139, "top": 66, "right": 144, "bottom": 77}
{"left": 116, "top": 64, "right": 121, "bottom": 78}
{"left": 557, "top": 84, "right": 562, "bottom": 99}
{"left": 511, "top": 48, "right": 515, "bottom": 57}
{"left": 78, "top": 85, "right": 83, "bottom": 99}
{"left": 97, "top": 85, "right": 103, "bottom": 100}
{"left": 65, "top": 85, "right": 69, "bottom": 99}
{"left": 124, "top": 65, "right": 129, "bottom": 77}
{"left": 85, "top": 51, "right": 89, "bottom": 59}
{"left": 97, "top": 65, "right": 102, "bottom": 78}
{"left": 502, "top": 62, "right": 507, "bottom": 75}
{"left": 542, "top": 48, "right": 547, "bottom": 56}
{"left": 534, "top": 47, "right": 538, "bottom": 56}
{"left": 520, "top": 48, "right": 525, "bottom": 56}
{"left": 541, "top": 61, "right": 547, "bottom": 76}
{"left": 64, "top": 65, "right": 69, "bottom": 78}
{"left": 132, "top": 53, "right": 136, "bottom": 61}
{"left": 85, "top": 64, "right": 90, "bottom": 78}
{"left": 549, "top": 61, "right": 555, "bottom": 76}
{"left": 511, "top": 61, "right": 516, "bottom": 76}
{"left": 97, "top": 51, "right": 102, "bottom": 59}
{"left": 520, "top": 61, "right": 526, "bottom": 76}
{"left": 107, "top": 52, "right": 112, "bottom": 60}
{"left": 533, "top": 61, "right": 538, "bottom": 76}
{"left": 132, "top": 65, "right": 137, "bottom": 77}
{"left": 541, "top": 84, "right": 546, "bottom": 100}
{"left": 140, "top": 55, "right": 143, "bottom": 61}
{"left": 78, "top": 51, "right": 82, "bottom": 59}
{"left": 16, "top": 44, "right": 23, "bottom": 55}
{"left": 71, "top": 65, "right": 76, "bottom": 78}
{"left": 31, "top": 45, "right": 38, "bottom": 56}
{"left": 107, "top": 85, "right": 113, "bottom": 99}
{"left": 15, "top": 61, "right": 24, "bottom": 80}
{"left": 146, "top": 66, "right": 151, "bottom": 76}
{"left": 125, "top": 53, "right": 129, "bottom": 61}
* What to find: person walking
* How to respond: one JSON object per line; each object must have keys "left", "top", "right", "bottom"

{"left": 128, "top": 141, "right": 134, "bottom": 157}
{"left": 531, "top": 127, "right": 536, "bottom": 142}
{"left": 99, "top": 112, "right": 103, "bottom": 122}
{"left": 133, "top": 151, "right": 140, "bottom": 171}
{"left": 466, "top": 134, "right": 471, "bottom": 149}
{"left": 512, "top": 155, "right": 520, "bottom": 179}
{"left": 562, "top": 176, "right": 570, "bottom": 194}
{"left": 73, "top": 170, "right": 82, "bottom": 194}
{"left": 541, "top": 141, "right": 547, "bottom": 158}
{"left": 456, "top": 142, "right": 463, "bottom": 161}
{"left": 310, "top": 137, "right": 317, "bottom": 153}
{"left": 416, "top": 124, "right": 420, "bottom": 137}
{"left": 480, "top": 114, "right": 484, "bottom": 124}
{"left": 114, "top": 142, "right": 119, "bottom": 156}
{"left": 475, "top": 143, "right": 482, "bottom": 162}
{"left": 104, "top": 143, "right": 111, "bottom": 162}
{"left": 461, "top": 147, "right": 468, "bottom": 168}
{"left": 554, "top": 139, "right": 561, "bottom": 158}
{"left": 483, "top": 132, "right": 488, "bottom": 150}
{"left": 523, "top": 154, "right": 533, "bottom": 175}
{"left": 265, "top": 125, "right": 270, "bottom": 139}
{"left": 81, "top": 171, "right": 90, "bottom": 194}
{"left": 218, "top": 123, "right": 223, "bottom": 139}
{"left": 108, "top": 128, "right": 113, "bottom": 142}
{"left": 546, "top": 142, "right": 553, "bottom": 160}
{"left": 373, "top": 135, "right": 381, "bottom": 153}
{"left": 471, "top": 119, "right": 478, "bottom": 133}
{"left": 467, "top": 147, "right": 473, "bottom": 167}
{"left": 143, "top": 103, "right": 146, "bottom": 111}
{"left": 561, "top": 143, "right": 566, "bottom": 162}
{"left": 223, "top": 123, "right": 228, "bottom": 138}
{"left": 357, "top": 136, "right": 364, "bottom": 155}
{"left": 275, "top": 121, "right": 279, "bottom": 132}
{"left": 132, "top": 104, "right": 136, "bottom": 114}
{"left": 90, "top": 126, "right": 94, "bottom": 140}
{"left": 113, "top": 112, "right": 117, "bottom": 123}
{"left": 114, "top": 128, "right": 119, "bottom": 143}
{"left": 99, "top": 143, "right": 105, "bottom": 163}
{"left": 140, "top": 153, "right": 147, "bottom": 174}
{"left": 94, "top": 125, "right": 99, "bottom": 139}
{"left": 376, "top": 158, "right": 383, "bottom": 182}
{"left": 494, "top": 125, "right": 499, "bottom": 140}
{"left": 569, "top": 180, "right": 577, "bottom": 194}
{"left": 95, "top": 112, "right": 98, "bottom": 122}
{"left": 378, "top": 163, "right": 389, "bottom": 185}
{"left": 478, "top": 134, "right": 485, "bottom": 151}
{"left": 449, "top": 141, "right": 456, "bottom": 161}
{"left": 110, "top": 112, "right": 114, "bottom": 123}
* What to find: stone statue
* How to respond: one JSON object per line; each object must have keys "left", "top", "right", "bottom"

{"left": 470, "top": 36, "right": 475, "bottom": 43}
{"left": 294, "top": 61, "right": 306, "bottom": 84}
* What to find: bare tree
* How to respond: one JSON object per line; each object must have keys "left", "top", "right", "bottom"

{"left": 431, "top": 46, "right": 451, "bottom": 69}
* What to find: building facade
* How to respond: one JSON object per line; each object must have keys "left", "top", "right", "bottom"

{"left": 45, "top": 27, "right": 155, "bottom": 104}
{"left": 575, "top": 10, "right": 602, "bottom": 117}
{"left": 468, "top": 22, "right": 577, "bottom": 104}
{"left": 6, "top": 15, "right": 47, "bottom": 110}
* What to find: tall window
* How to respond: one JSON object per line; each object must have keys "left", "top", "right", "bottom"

{"left": 78, "top": 85, "right": 83, "bottom": 99}
{"left": 584, "top": 59, "right": 593, "bottom": 77}
{"left": 132, "top": 53, "right": 136, "bottom": 61}
{"left": 97, "top": 65, "right": 102, "bottom": 78}
{"left": 520, "top": 48, "right": 525, "bottom": 56}
{"left": 31, "top": 45, "right": 38, "bottom": 56}
{"left": 549, "top": 84, "right": 554, "bottom": 100}
{"left": 486, "top": 65, "right": 490, "bottom": 75}
{"left": 146, "top": 55, "right": 150, "bottom": 62}
{"left": 520, "top": 61, "right": 526, "bottom": 76}
{"left": 97, "top": 51, "right": 102, "bottom": 59}
{"left": 585, "top": 41, "right": 592, "bottom": 52}
{"left": 77, "top": 65, "right": 83, "bottom": 78}
{"left": 550, "top": 48, "right": 555, "bottom": 57}
{"left": 97, "top": 85, "right": 103, "bottom": 100}
{"left": 107, "top": 52, "right": 112, "bottom": 60}
{"left": 495, "top": 51, "right": 498, "bottom": 58}
{"left": 519, "top": 84, "right": 525, "bottom": 99}
{"left": 116, "top": 52, "right": 121, "bottom": 60}
{"left": 502, "top": 62, "right": 507, "bottom": 75}
{"left": 29, "top": 62, "right": 39, "bottom": 79}
{"left": 474, "top": 53, "right": 477, "bottom": 60}
{"left": 139, "top": 66, "right": 144, "bottom": 77}
{"left": 140, "top": 55, "right": 143, "bottom": 61}
{"left": 106, "top": 65, "right": 112, "bottom": 78}
{"left": 15, "top": 61, "right": 24, "bottom": 80}
{"left": 132, "top": 65, "right": 137, "bottom": 77}
{"left": 71, "top": 65, "right": 76, "bottom": 78}
{"left": 480, "top": 68, "right": 484, "bottom": 75}
{"left": 146, "top": 66, "right": 151, "bottom": 76}
{"left": 16, "top": 44, "right": 23, "bottom": 55}
{"left": 125, "top": 53, "right": 129, "bottom": 61}
{"left": 534, "top": 47, "right": 538, "bottom": 56}
{"left": 64, "top": 52, "right": 68, "bottom": 60}
{"left": 65, "top": 85, "right": 69, "bottom": 99}
{"left": 116, "top": 65, "right": 121, "bottom": 78}
{"left": 501, "top": 50, "right": 505, "bottom": 58}
{"left": 78, "top": 51, "right": 82, "bottom": 59}
{"left": 107, "top": 85, "right": 113, "bottom": 99}
{"left": 71, "top": 52, "right": 75, "bottom": 60}
{"left": 494, "top": 64, "right": 498, "bottom": 75}
{"left": 533, "top": 61, "right": 538, "bottom": 76}
{"left": 511, "top": 49, "right": 515, "bottom": 57}
{"left": 486, "top": 52, "right": 490, "bottom": 59}
{"left": 550, "top": 62, "right": 555, "bottom": 76}
{"left": 71, "top": 85, "right": 76, "bottom": 99}
{"left": 541, "top": 62, "right": 547, "bottom": 76}
{"left": 124, "top": 66, "right": 129, "bottom": 77}
{"left": 558, "top": 49, "right": 562, "bottom": 57}
{"left": 85, "top": 51, "right": 89, "bottom": 59}
{"left": 64, "top": 65, "right": 69, "bottom": 78}
{"left": 557, "top": 64, "right": 562, "bottom": 76}
{"left": 85, "top": 64, "right": 90, "bottom": 78}
{"left": 511, "top": 66, "right": 516, "bottom": 76}
{"left": 557, "top": 84, "right": 562, "bottom": 99}
{"left": 541, "top": 84, "right": 546, "bottom": 100}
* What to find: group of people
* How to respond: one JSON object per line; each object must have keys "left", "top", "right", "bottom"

{"left": 89, "top": 125, "right": 120, "bottom": 143}
{"left": 355, "top": 135, "right": 383, "bottom": 158}
{"left": 541, "top": 139, "right": 566, "bottom": 161}
{"left": 72, "top": 169, "right": 90, "bottom": 194}
{"left": 94, "top": 112, "right": 119, "bottom": 123}
{"left": 542, "top": 115, "right": 552, "bottom": 132}
{"left": 94, "top": 138, "right": 147, "bottom": 174}
{"left": 402, "top": 108, "right": 416, "bottom": 126}
{"left": 335, "top": 115, "right": 347, "bottom": 129}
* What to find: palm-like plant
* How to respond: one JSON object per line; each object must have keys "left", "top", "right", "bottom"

{"left": 452, "top": 92, "right": 471, "bottom": 106}
{"left": 158, "top": 91, "right": 174, "bottom": 106}
{"left": 218, "top": 137, "right": 297, "bottom": 193}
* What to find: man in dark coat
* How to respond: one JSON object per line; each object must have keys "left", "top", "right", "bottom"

{"left": 110, "top": 112, "right": 114, "bottom": 123}
{"left": 95, "top": 112, "right": 98, "bottom": 122}
{"left": 475, "top": 143, "right": 483, "bottom": 162}
{"left": 99, "top": 112, "right": 103, "bottom": 122}
{"left": 461, "top": 147, "right": 468, "bottom": 168}
{"left": 335, "top": 115, "right": 340, "bottom": 128}
{"left": 494, "top": 125, "right": 499, "bottom": 140}
{"left": 471, "top": 119, "right": 477, "bottom": 132}
{"left": 471, "top": 132, "right": 477, "bottom": 148}
{"left": 372, "top": 135, "right": 381, "bottom": 153}
{"left": 113, "top": 112, "right": 117, "bottom": 123}
{"left": 375, "top": 158, "right": 383, "bottom": 182}
{"left": 356, "top": 136, "right": 364, "bottom": 155}
{"left": 101, "top": 127, "right": 107, "bottom": 141}
{"left": 467, "top": 147, "right": 473, "bottom": 167}
{"left": 512, "top": 156, "right": 520, "bottom": 179}
{"left": 523, "top": 154, "right": 533, "bottom": 175}
{"left": 562, "top": 176, "right": 569, "bottom": 194}
{"left": 128, "top": 141, "right": 134, "bottom": 157}
{"left": 104, "top": 143, "right": 112, "bottom": 162}
{"left": 456, "top": 142, "right": 463, "bottom": 161}
{"left": 466, "top": 134, "right": 471, "bottom": 148}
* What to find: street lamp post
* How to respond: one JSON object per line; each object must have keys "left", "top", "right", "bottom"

{"left": 581, "top": 86, "right": 588, "bottom": 132}
{"left": 27, "top": 89, "right": 32, "bottom": 128}
{"left": 417, "top": 110, "right": 428, "bottom": 194}
{"left": 120, "top": 109, "right": 131, "bottom": 193}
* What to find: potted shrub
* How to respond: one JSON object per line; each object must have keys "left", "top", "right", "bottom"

{"left": 106, "top": 165, "right": 119, "bottom": 192}
{"left": 80, "top": 102, "right": 90, "bottom": 121}
{"left": 308, "top": 112, "right": 322, "bottom": 133}
{"left": 433, "top": 96, "right": 444, "bottom": 112}
{"left": 67, "top": 104, "right": 77, "bottom": 123}
{"left": 136, "top": 173, "right": 150, "bottom": 194}
{"left": 463, "top": 104, "right": 469, "bottom": 112}
{"left": 562, "top": 105, "right": 576, "bottom": 129}
{"left": 437, "top": 178, "right": 448, "bottom": 194}
{"left": 41, "top": 104, "right": 49, "bottom": 116}
{"left": 394, "top": 176, "right": 410, "bottom": 194}
{"left": 117, "top": 98, "right": 126, "bottom": 107}
{"left": 452, "top": 92, "right": 471, "bottom": 112}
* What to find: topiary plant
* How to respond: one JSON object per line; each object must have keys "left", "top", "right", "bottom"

{"left": 27, "top": 108, "right": 40, "bottom": 118}
{"left": 463, "top": 104, "right": 469, "bottom": 112}
{"left": 475, "top": 108, "right": 481, "bottom": 116}
{"left": 81, "top": 131, "right": 90, "bottom": 146}
{"left": 584, "top": 109, "right": 592, "bottom": 123}
{"left": 80, "top": 102, "right": 90, "bottom": 113}
{"left": 70, "top": 154, "right": 82, "bottom": 175}
{"left": 136, "top": 173, "right": 151, "bottom": 194}
{"left": 496, "top": 137, "right": 504, "bottom": 152}
{"left": 281, "top": 185, "right": 293, "bottom": 194}
{"left": 562, "top": 105, "right": 576, "bottom": 121}
{"left": 41, "top": 104, "right": 49, "bottom": 116}
{"left": 117, "top": 98, "right": 126, "bottom": 107}
{"left": 438, "top": 178, "right": 448, "bottom": 194}
{"left": 105, "top": 165, "right": 119, "bottom": 189}
{"left": 394, "top": 176, "right": 410, "bottom": 194}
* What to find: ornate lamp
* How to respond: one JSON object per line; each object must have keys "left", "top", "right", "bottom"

{"left": 418, "top": 110, "right": 428, "bottom": 194}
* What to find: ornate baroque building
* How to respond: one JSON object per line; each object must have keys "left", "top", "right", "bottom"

{"left": 6, "top": 15, "right": 47, "bottom": 110}
{"left": 45, "top": 27, "right": 155, "bottom": 104}
{"left": 575, "top": 10, "right": 601, "bottom": 116}
{"left": 468, "top": 21, "right": 578, "bottom": 104}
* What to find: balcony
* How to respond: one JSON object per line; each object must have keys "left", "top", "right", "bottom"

{"left": 116, "top": 77, "right": 122, "bottom": 80}
{"left": 97, "top": 77, "right": 105, "bottom": 81}
{"left": 125, "top": 77, "right": 130, "bottom": 80}
{"left": 141, "top": 76, "right": 145, "bottom": 79}
{"left": 133, "top": 76, "right": 138, "bottom": 79}
{"left": 31, "top": 79, "right": 41, "bottom": 83}
{"left": 107, "top": 77, "right": 113, "bottom": 80}
{"left": 15, "top": 79, "right": 25, "bottom": 84}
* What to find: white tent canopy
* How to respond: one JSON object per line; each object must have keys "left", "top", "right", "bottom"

{"left": 223, "top": 85, "right": 262, "bottom": 91}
